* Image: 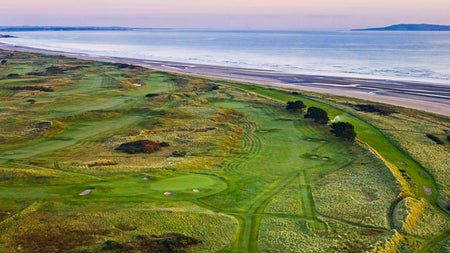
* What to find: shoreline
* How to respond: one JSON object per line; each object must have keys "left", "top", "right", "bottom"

{"left": 1, "top": 42, "right": 449, "bottom": 117}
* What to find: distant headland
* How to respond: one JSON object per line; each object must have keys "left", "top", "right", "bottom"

{"left": 0, "top": 34, "right": 16, "bottom": 38}
{"left": 353, "top": 24, "right": 450, "bottom": 31}
{"left": 0, "top": 26, "right": 132, "bottom": 32}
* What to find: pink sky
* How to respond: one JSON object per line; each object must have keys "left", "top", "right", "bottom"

{"left": 1, "top": 0, "right": 449, "bottom": 29}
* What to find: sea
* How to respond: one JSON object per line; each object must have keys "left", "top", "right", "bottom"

{"left": 1, "top": 29, "right": 450, "bottom": 85}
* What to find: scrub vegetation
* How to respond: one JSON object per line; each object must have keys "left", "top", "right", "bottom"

{"left": 0, "top": 50, "right": 448, "bottom": 252}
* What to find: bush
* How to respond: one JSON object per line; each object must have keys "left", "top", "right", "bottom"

{"left": 304, "top": 107, "right": 329, "bottom": 124}
{"left": 353, "top": 104, "right": 396, "bottom": 115}
{"left": 101, "top": 240, "right": 123, "bottom": 251}
{"left": 45, "top": 66, "right": 65, "bottom": 74}
{"left": 8, "top": 86, "right": 54, "bottom": 92}
{"left": 7, "top": 73, "right": 20, "bottom": 78}
{"left": 286, "top": 100, "right": 306, "bottom": 112}
{"left": 115, "top": 63, "right": 138, "bottom": 69}
{"left": 171, "top": 151, "right": 186, "bottom": 157}
{"left": 426, "top": 134, "right": 444, "bottom": 145}
{"left": 116, "top": 140, "right": 166, "bottom": 154}
{"left": 145, "top": 93, "right": 159, "bottom": 98}
{"left": 160, "top": 142, "right": 170, "bottom": 147}
{"left": 330, "top": 122, "right": 356, "bottom": 141}
{"left": 101, "top": 233, "right": 202, "bottom": 252}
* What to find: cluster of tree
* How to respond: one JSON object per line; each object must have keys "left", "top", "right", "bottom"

{"left": 286, "top": 100, "right": 356, "bottom": 141}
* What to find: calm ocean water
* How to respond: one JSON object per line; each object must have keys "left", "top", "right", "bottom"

{"left": 2, "top": 29, "right": 450, "bottom": 84}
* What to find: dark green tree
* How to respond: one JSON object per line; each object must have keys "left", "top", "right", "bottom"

{"left": 304, "top": 107, "right": 329, "bottom": 124}
{"left": 330, "top": 122, "right": 356, "bottom": 141}
{"left": 286, "top": 100, "right": 306, "bottom": 112}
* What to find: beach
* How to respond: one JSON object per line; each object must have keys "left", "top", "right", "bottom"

{"left": 1, "top": 42, "right": 449, "bottom": 117}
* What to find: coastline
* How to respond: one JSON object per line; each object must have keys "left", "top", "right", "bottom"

{"left": 1, "top": 42, "right": 449, "bottom": 117}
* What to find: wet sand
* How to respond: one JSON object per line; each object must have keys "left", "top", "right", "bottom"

{"left": 1, "top": 42, "right": 449, "bottom": 117}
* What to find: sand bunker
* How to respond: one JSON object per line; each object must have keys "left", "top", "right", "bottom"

{"left": 79, "top": 189, "right": 93, "bottom": 196}
{"left": 423, "top": 186, "right": 432, "bottom": 196}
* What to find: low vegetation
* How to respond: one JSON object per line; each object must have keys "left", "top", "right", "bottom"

{"left": 115, "top": 140, "right": 169, "bottom": 154}
{"left": 352, "top": 103, "right": 397, "bottom": 115}
{"left": 0, "top": 49, "right": 448, "bottom": 252}
{"left": 426, "top": 133, "right": 444, "bottom": 145}
{"left": 101, "top": 233, "right": 202, "bottom": 252}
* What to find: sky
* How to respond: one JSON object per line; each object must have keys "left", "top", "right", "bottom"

{"left": 1, "top": 0, "right": 450, "bottom": 29}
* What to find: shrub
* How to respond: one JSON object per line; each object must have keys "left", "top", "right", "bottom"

{"left": 286, "top": 100, "right": 306, "bottom": 112}
{"left": 116, "top": 140, "right": 166, "bottom": 154}
{"left": 1, "top": 59, "right": 7, "bottom": 65}
{"left": 45, "top": 66, "right": 65, "bottom": 74}
{"left": 102, "top": 233, "right": 202, "bottom": 253}
{"left": 160, "top": 142, "right": 170, "bottom": 147}
{"left": 8, "top": 86, "right": 54, "bottom": 92}
{"left": 101, "top": 240, "right": 123, "bottom": 251}
{"left": 145, "top": 93, "right": 159, "bottom": 98}
{"left": 7, "top": 73, "right": 20, "bottom": 78}
{"left": 426, "top": 134, "right": 444, "bottom": 145}
{"left": 304, "top": 107, "right": 329, "bottom": 124}
{"left": 330, "top": 122, "right": 356, "bottom": 141}
{"left": 115, "top": 63, "right": 137, "bottom": 69}
{"left": 353, "top": 104, "right": 396, "bottom": 115}
{"left": 171, "top": 151, "right": 186, "bottom": 157}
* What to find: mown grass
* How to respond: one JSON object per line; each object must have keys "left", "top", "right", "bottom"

{"left": 0, "top": 49, "right": 448, "bottom": 252}
{"left": 227, "top": 82, "right": 439, "bottom": 200}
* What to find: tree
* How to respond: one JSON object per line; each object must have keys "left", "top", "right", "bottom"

{"left": 330, "top": 122, "right": 356, "bottom": 141}
{"left": 304, "top": 107, "right": 329, "bottom": 124}
{"left": 286, "top": 100, "right": 306, "bottom": 112}
{"left": 1, "top": 59, "right": 7, "bottom": 65}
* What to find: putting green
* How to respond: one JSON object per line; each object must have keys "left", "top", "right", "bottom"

{"left": 151, "top": 174, "right": 227, "bottom": 192}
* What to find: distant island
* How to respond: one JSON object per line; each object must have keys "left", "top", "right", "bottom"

{"left": 353, "top": 24, "right": 450, "bottom": 31}
{"left": 0, "top": 26, "right": 132, "bottom": 32}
